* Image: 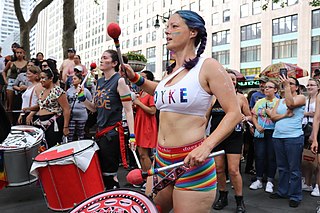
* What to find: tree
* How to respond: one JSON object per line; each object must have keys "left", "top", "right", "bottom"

{"left": 256, "top": 0, "right": 320, "bottom": 10}
{"left": 62, "top": 0, "right": 76, "bottom": 59}
{"left": 14, "top": 0, "right": 54, "bottom": 59}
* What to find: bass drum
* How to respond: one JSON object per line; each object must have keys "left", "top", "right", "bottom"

{"left": 69, "top": 189, "right": 159, "bottom": 213}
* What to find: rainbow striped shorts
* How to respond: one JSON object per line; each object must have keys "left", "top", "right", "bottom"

{"left": 154, "top": 140, "right": 217, "bottom": 191}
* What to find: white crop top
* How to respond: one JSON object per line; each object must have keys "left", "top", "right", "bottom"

{"left": 154, "top": 57, "right": 212, "bottom": 117}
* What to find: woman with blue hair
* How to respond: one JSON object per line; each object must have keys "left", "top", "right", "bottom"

{"left": 122, "top": 10, "right": 242, "bottom": 212}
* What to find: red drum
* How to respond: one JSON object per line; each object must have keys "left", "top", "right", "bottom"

{"left": 0, "top": 125, "right": 43, "bottom": 187}
{"left": 30, "top": 140, "right": 104, "bottom": 211}
{"left": 69, "top": 189, "right": 159, "bottom": 213}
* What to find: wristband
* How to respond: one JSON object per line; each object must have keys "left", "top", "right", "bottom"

{"left": 129, "top": 73, "right": 145, "bottom": 86}
{"left": 129, "top": 133, "right": 136, "bottom": 144}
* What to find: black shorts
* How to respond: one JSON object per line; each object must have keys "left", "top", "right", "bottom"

{"left": 212, "top": 131, "right": 243, "bottom": 154}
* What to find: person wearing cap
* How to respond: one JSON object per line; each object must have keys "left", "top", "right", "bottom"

{"left": 249, "top": 76, "right": 269, "bottom": 109}
{"left": 74, "top": 55, "right": 87, "bottom": 76}
{"left": 59, "top": 48, "right": 76, "bottom": 89}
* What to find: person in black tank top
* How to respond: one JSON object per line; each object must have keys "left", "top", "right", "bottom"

{"left": 81, "top": 50, "right": 136, "bottom": 190}
{"left": 210, "top": 70, "right": 252, "bottom": 212}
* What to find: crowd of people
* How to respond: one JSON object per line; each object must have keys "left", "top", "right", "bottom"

{"left": 0, "top": 9, "right": 320, "bottom": 213}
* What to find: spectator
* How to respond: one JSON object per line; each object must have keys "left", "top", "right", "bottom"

{"left": 210, "top": 70, "right": 251, "bottom": 212}
{"left": 17, "top": 65, "right": 42, "bottom": 125}
{"left": 267, "top": 76, "right": 305, "bottom": 208}
{"left": 36, "top": 52, "right": 44, "bottom": 63}
{"left": 67, "top": 73, "right": 92, "bottom": 142}
{"left": 133, "top": 70, "right": 158, "bottom": 191}
{"left": 250, "top": 80, "right": 279, "bottom": 193}
{"left": 2, "top": 46, "right": 28, "bottom": 123}
{"left": 249, "top": 76, "right": 269, "bottom": 109}
{"left": 73, "top": 55, "right": 88, "bottom": 76}
{"left": 59, "top": 48, "right": 76, "bottom": 89}
{"left": 27, "top": 67, "right": 70, "bottom": 148}
{"left": 301, "top": 78, "right": 319, "bottom": 193}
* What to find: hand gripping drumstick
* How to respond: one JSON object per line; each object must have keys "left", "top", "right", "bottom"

{"left": 127, "top": 150, "right": 225, "bottom": 185}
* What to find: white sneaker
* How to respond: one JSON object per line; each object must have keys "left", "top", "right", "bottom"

{"left": 250, "top": 180, "right": 263, "bottom": 190}
{"left": 265, "top": 181, "right": 274, "bottom": 193}
{"left": 302, "top": 183, "right": 313, "bottom": 192}
{"left": 311, "top": 184, "right": 320, "bottom": 197}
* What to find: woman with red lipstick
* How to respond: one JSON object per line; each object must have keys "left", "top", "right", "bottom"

{"left": 121, "top": 10, "right": 241, "bottom": 213}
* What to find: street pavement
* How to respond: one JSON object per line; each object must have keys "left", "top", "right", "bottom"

{"left": 0, "top": 163, "right": 319, "bottom": 213}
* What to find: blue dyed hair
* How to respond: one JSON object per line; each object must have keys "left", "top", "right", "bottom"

{"left": 167, "top": 10, "right": 207, "bottom": 73}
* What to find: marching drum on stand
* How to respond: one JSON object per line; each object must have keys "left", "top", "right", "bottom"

{"left": 30, "top": 140, "right": 105, "bottom": 211}
{"left": 0, "top": 125, "right": 44, "bottom": 187}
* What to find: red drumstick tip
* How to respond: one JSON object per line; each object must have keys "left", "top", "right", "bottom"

{"left": 107, "top": 22, "right": 121, "bottom": 39}
{"left": 126, "top": 169, "right": 144, "bottom": 185}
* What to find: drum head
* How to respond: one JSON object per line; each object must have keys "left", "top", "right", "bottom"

{"left": 69, "top": 189, "right": 159, "bottom": 213}
{"left": 1, "top": 125, "right": 43, "bottom": 150}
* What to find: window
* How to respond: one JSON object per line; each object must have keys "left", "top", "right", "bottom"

{"left": 139, "top": 22, "right": 143, "bottom": 31}
{"left": 252, "top": 0, "right": 261, "bottom": 15}
{"left": 134, "top": 23, "right": 137, "bottom": 33}
{"left": 152, "top": 31, "right": 156, "bottom": 41}
{"left": 190, "top": 2, "right": 196, "bottom": 11}
{"left": 163, "top": 44, "right": 168, "bottom": 56}
{"left": 147, "top": 18, "right": 151, "bottom": 28}
{"left": 272, "top": 40, "right": 297, "bottom": 59}
{"left": 138, "top": 35, "right": 142, "bottom": 45}
{"left": 212, "top": 30, "right": 230, "bottom": 46}
{"left": 312, "top": 36, "right": 320, "bottom": 55}
{"left": 146, "top": 33, "right": 151, "bottom": 42}
{"left": 133, "top": 37, "right": 137, "bottom": 46}
{"left": 241, "top": 23, "right": 261, "bottom": 41}
{"left": 223, "top": 9, "right": 230, "bottom": 22}
{"left": 212, "top": 50, "right": 230, "bottom": 65}
{"left": 199, "top": 0, "right": 204, "bottom": 11}
{"left": 241, "top": 45, "right": 261, "bottom": 62}
{"left": 240, "top": 4, "right": 249, "bottom": 18}
{"left": 212, "top": 13, "right": 219, "bottom": 25}
{"left": 273, "top": 0, "right": 298, "bottom": 9}
{"left": 146, "top": 62, "right": 155, "bottom": 72}
{"left": 312, "top": 9, "right": 320, "bottom": 29}
{"left": 146, "top": 46, "right": 156, "bottom": 58}
{"left": 272, "top": 15, "right": 298, "bottom": 35}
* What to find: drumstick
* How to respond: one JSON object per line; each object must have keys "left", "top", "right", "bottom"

{"left": 127, "top": 150, "right": 225, "bottom": 185}
{"left": 132, "top": 150, "right": 142, "bottom": 169}
{"left": 107, "top": 23, "right": 130, "bottom": 84}
{"left": 6, "top": 110, "right": 30, "bottom": 113}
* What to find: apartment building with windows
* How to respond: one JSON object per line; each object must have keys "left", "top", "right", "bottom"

{"left": 32, "top": 0, "right": 119, "bottom": 68}
{"left": 112, "top": 0, "right": 319, "bottom": 80}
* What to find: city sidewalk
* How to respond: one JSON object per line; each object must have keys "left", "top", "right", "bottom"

{"left": 0, "top": 164, "right": 319, "bottom": 212}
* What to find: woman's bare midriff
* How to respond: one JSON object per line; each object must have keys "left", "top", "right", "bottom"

{"left": 157, "top": 111, "right": 207, "bottom": 147}
{"left": 38, "top": 109, "right": 55, "bottom": 116}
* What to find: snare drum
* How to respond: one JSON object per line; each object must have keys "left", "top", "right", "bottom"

{"left": 69, "top": 189, "right": 159, "bottom": 213}
{"left": 0, "top": 125, "right": 43, "bottom": 187}
{"left": 30, "top": 140, "right": 104, "bottom": 211}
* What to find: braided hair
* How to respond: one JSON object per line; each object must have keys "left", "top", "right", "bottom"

{"left": 167, "top": 10, "right": 207, "bottom": 73}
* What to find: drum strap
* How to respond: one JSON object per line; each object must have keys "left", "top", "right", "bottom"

{"left": 95, "top": 121, "right": 128, "bottom": 169}
{"left": 151, "top": 166, "right": 189, "bottom": 195}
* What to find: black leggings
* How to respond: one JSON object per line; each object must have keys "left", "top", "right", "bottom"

{"left": 38, "top": 114, "right": 64, "bottom": 148}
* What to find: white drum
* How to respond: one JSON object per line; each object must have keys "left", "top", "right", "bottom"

{"left": 0, "top": 125, "right": 44, "bottom": 187}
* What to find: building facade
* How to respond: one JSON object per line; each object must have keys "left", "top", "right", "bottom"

{"left": 31, "top": 0, "right": 119, "bottom": 68}
{"left": 0, "top": 0, "right": 28, "bottom": 55}
{"left": 111, "top": 0, "right": 320, "bottom": 80}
